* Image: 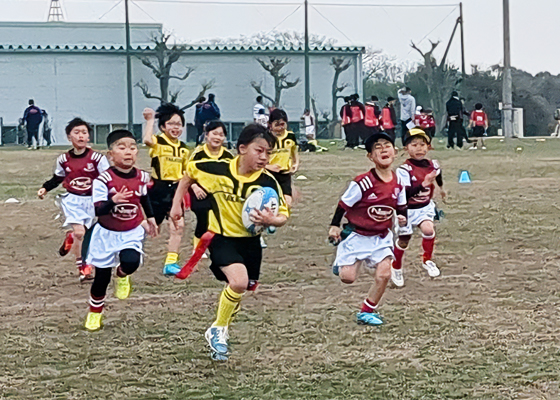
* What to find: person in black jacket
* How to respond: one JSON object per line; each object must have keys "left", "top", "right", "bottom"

{"left": 445, "top": 91, "right": 465, "bottom": 149}
{"left": 23, "top": 99, "right": 43, "bottom": 149}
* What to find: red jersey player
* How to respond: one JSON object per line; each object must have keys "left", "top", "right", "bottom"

{"left": 84, "top": 129, "right": 158, "bottom": 331}
{"left": 37, "top": 118, "right": 109, "bottom": 282}
{"left": 414, "top": 108, "right": 436, "bottom": 139}
{"left": 328, "top": 132, "right": 407, "bottom": 326}
{"left": 468, "top": 103, "right": 489, "bottom": 150}
{"left": 392, "top": 128, "right": 446, "bottom": 287}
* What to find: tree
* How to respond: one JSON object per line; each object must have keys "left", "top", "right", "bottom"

{"left": 136, "top": 32, "right": 213, "bottom": 109}
{"left": 251, "top": 57, "right": 300, "bottom": 107}
{"left": 330, "top": 56, "right": 351, "bottom": 121}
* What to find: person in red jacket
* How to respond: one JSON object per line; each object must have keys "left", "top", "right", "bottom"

{"left": 414, "top": 108, "right": 436, "bottom": 138}
{"left": 468, "top": 103, "right": 489, "bottom": 150}
{"left": 381, "top": 97, "right": 398, "bottom": 144}
{"left": 340, "top": 94, "right": 365, "bottom": 149}
{"left": 363, "top": 96, "right": 382, "bottom": 143}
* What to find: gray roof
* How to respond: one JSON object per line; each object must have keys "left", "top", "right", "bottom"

{"left": 0, "top": 43, "right": 364, "bottom": 55}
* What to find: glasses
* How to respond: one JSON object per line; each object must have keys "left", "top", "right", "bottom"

{"left": 166, "top": 122, "right": 183, "bottom": 127}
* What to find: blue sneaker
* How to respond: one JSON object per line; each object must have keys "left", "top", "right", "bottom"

{"left": 162, "top": 263, "right": 181, "bottom": 276}
{"left": 205, "top": 326, "right": 229, "bottom": 357}
{"left": 356, "top": 312, "right": 383, "bottom": 326}
{"left": 266, "top": 226, "right": 277, "bottom": 234}
{"left": 211, "top": 351, "right": 229, "bottom": 361}
{"left": 332, "top": 264, "right": 340, "bottom": 276}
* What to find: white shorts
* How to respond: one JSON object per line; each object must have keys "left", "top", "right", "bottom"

{"left": 86, "top": 224, "right": 145, "bottom": 269}
{"left": 399, "top": 201, "right": 436, "bottom": 236}
{"left": 59, "top": 193, "right": 95, "bottom": 229}
{"left": 305, "top": 125, "right": 316, "bottom": 138}
{"left": 333, "top": 231, "right": 394, "bottom": 270}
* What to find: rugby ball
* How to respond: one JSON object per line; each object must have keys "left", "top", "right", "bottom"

{"left": 242, "top": 187, "right": 279, "bottom": 235}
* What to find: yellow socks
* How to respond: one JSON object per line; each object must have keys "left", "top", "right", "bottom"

{"left": 165, "top": 252, "right": 179, "bottom": 265}
{"left": 213, "top": 286, "right": 243, "bottom": 327}
{"left": 193, "top": 237, "right": 200, "bottom": 249}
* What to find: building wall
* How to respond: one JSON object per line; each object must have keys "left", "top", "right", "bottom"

{"left": 0, "top": 50, "right": 361, "bottom": 144}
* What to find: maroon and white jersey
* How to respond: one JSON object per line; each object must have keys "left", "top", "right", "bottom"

{"left": 54, "top": 148, "right": 109, "bottom": 196}
{"left": 339, "top": 169, "right": 406, "bottom": 238}
{"left": 396, "top": 159, "right": 441, "bottom": 209}
{"left": 93, "top": 167, "right": 150, "bottom": 232}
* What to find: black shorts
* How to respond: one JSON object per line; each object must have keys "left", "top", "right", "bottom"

{"left": 148, "top": 179, "right": 178, "bottom": 225}
{"left": 270, "top": 171, "right": 292, "bottom": 196}
{"left": 471, "top": 126, "right": 485, "bottom": 137}
{"left": 208, "top": 235, "right": 262, "bottom": 282}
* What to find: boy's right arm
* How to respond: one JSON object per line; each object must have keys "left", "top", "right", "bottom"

{"left": 38, "top": 157, "right": 65, "bottom": 198}
{"left": 170, "top": 173, "right": 195, "bottom": 224}
{"left": 142, "top": 108, "right": 156, "bottom": 147}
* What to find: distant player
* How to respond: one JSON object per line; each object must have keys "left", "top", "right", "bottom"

{"left": 391, "top": 128, "right": 446, "bottom": 287}
{"left": 170, "top": 124, "right": 290, "bottom": 361}
{"left": 468, "top": 103, "right": 489, "bottom": 150}
{"left": 328, "top": 132, "right": 407, "bottom": 326}
{"left": 84, "top": 129, "right": 158, "bottom": 331}
{"left": 185, "top": 120, "right": 234, "bottom": 267}
{"left": 266, "top": 109, "right": 299, "bottom": 207}
{"left": 142, "top": 104, "right": 189, "bottom": 275}
{"left": 37, "top": 118, "right": 109, "bottom": 282}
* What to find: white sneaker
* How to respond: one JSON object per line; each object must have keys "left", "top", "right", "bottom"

{"left": 482, "top": 146, "right": 487, "bottom": 150}
{"left": 422, "top": 260, "right": 440, "bottom": 277}
{"left": 391, "top": 267, "right": 404, "bottom": 287}
{"left": 468, "top": 146, "right": 477, "bottom": 150}
{"left": 260, "top": 236, "right": 267, "bottom": 248}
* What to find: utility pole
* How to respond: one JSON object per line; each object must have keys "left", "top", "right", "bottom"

{"left": 459, "top": 2, "right": 465, "bottom": 78}
{"left": 125, "top": 0, "right": 134, "bottom": 132}
{"left": 502, "top": 0, "right": 513, "bottom": 138}
{"left": 304, "top": 0, "right": 310, "bottom": 111}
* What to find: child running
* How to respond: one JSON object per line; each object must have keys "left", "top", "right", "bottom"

{"left": 37, "top": 118, "right": 109, "bottom": 282}
{"left": 266, "top": 109, "right": 299, "bottom": 207}
{"left": 170, "top": 124, "right": 290, "bottom": 361}
{"left": 391, "top": 128, "right": 445, "bottom": 287}
{"left": 185, "top": 120, "right": 234, "bottom": 269}
{"left": 328, "top": 132, "right": 407, "bottom": 326}
{"left": 84, "top": 129, "right": 158, "bottom": 331}
{"left": 142, "top": 104, "right": 189, "bottom": 275}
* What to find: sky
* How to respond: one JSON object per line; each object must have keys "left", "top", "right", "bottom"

{"left": 0, "top": 0, "right": 558, "bottom": 75}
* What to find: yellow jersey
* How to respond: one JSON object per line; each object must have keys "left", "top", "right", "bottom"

{"left": 148, "top": 134, "right": 189, "bottom": 181}
{"left": 187, "top": 156, "right": 290, "bottom": 237}
{"left": 269, "top": 130, "right": 298, "bottom": 172}
{"left": 189, "top": 144, "right": 234, "bottom": 162}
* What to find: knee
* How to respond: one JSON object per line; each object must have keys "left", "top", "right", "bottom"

{"left": 339, "top": 267, "right": 356, "bottom": 284}
{"left": 119, "top": 249, "right": 141, "bottom": 275}
{"left": 376, "top": 260, "right": 392, "bottom": 281}
{"left": 397, "top": 235, "right": 411, "bottom": 249}
{"left": 420, "top": 222, "right": 435, "bottom": 238}
{"left": 228, "top": 277, "right": 249, "bottom": 294}
{"left": 73, "top": 226, "right": 86, "bottom": 241}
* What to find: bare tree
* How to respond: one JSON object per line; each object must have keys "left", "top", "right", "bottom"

{"left": 136, "top": 32, "right": 212, "bottom": 108}
{"left": 330, "top": 56, "right": 351, "bottom": 121}
{"left": 251, "top": 57, "right": 300, "bottom": 107}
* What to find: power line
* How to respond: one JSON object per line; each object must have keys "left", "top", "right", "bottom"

{"left": 310, "top": 5, "right": 353, "bottom": 43}
{"left": 98, "top": 0, "right": 123, "bottom": 19}
{"left": 131, "top": 0, "right": 159, "bottom": 22}
{"left": 409, "top": 5, "right": 458, "bottom": 52}
{"left": 312, "top": 2, "right": 458, "bottom": 7}
{"left": 269, "top": 4, "right": 303, "bottom": 32}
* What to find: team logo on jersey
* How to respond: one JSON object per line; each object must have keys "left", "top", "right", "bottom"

{"left": 367, "top": 192, "right": 378, "bottom": 200}
{"left": 367, "top": 205, "right": 394, "bottom": 222}
{"left": 413, "top": 188, "right": 431, "bottom": 203}
{"left": 84, "top": 163, "right": 96, "bottom": 172}
{"left": 112, "top": 203, "right": 139, "bottom": 220}
{"left": 69, "top": 177, "right": 92, "bottom": 191}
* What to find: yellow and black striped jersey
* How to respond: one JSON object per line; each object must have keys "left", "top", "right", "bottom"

{"left": 189, "top": 144, "right": 234, "bottom": 162}
{"left": 148, "top": 134, "right": 189, "bottom": 181}
{"left": 187, "top": 156, "right": 290, "bottom": 237}
{"left": 269, "top": 130, "right": 298, "bottom": 172}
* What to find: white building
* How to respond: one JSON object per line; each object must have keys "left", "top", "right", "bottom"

{"left": 0, "top": 21, "right": 364, "bottom": 144}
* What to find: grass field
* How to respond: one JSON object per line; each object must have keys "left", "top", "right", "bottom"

{"left": 1, "top": 138, "right": 559, "bottom": 399}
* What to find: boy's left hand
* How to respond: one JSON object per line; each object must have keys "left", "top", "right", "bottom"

{"left": 144, "top": 217, "right": 159, "bottom": 238}
{"left": 397, "top": 215, "right": 407, "bottom": 227}
{"left": 250, "top": 208, "right": 276, "bottom": 227}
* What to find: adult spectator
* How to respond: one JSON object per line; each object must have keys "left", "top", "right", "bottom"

{"left": 382, "top": 97, "right": 398, "bottom": 144}
{"left": 253, "top": 96, "right": 266, "bottom": 121}
{"left": 194, "top": 96, "right": 206, "bottom": 145}
{"left": 196, "top": 94, "right": 221, "bottom": 145}
{"left": 340, "top": 94, "right": 365, "bottom": 149}
{"left": 397, "top": 87, "right": 416, "bottom": 146}
{"left": 23, "top": 99, "right": 43, "bottom": 149}
{"left": 445, "top": 91, "right": 465, "bottom": 149}
{"left": 42, "top": 109, "right": 52, "bottom": 147}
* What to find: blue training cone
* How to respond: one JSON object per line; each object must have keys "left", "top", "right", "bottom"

{"left": 458, "top": 170, "right": 471, "bottom": 183}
